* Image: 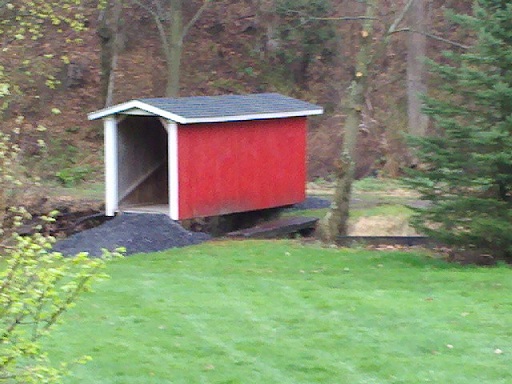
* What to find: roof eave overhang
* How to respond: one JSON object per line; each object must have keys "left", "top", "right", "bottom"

{"left": 87, "top": 100, "right": 187, "bottom": 123}
{"left": 88, "top": 101, "right": 323, "bottom": 124}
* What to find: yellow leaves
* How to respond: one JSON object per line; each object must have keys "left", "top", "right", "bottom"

{"left": 0, "top": 83, "right": 10, "bottom": 97}
{"left": 45, "top": 75, "right": 60, "bottom": 90}
{"left": 1, "top": 0, "right": 86, "bottom": 46}
{"left": 0, "top": 224, "right": 117, "bottom": 381}
{"left": 361, "top": 30, "right": 369, "bottom": 38}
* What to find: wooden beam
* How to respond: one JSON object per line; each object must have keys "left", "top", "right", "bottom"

{"left": 104, "top": 117, "right": 119, "bottom": 216}
{"left": 227, "top": 216, "right": 318, "bottom": 239}
{"left": 167, "top": 121, "right": 179, "bottom": 220}
{"left": 118, "top": 161, "right": 166, "bottom": 202}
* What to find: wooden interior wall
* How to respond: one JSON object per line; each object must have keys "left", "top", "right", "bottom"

{"left": 117, "top": 116, "right": 168, "bottom": 206}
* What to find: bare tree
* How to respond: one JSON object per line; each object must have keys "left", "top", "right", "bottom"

{"left": 318, "top": 0, "right": 377, "bottom": 241}
{"left": 407, "top": 0, "right": 429, "bottom": 137}
{"left": 98, "top": 0, "right": 125, "bottom": 106}
{"left": 130, "top": 0, "right": 212, "bottom": 97}
{"left": 106, "top": 0, "right": 123, "bottom": 107}
{"left": 318, "top": 0, "right": 470, "bottom": 241}
{"left": 319, "top": 0, "right": 415, "bottom": 241}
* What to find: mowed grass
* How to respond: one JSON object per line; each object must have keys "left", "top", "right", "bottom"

{"left": 45, "top": 241, "right": 512, "bottom": 383}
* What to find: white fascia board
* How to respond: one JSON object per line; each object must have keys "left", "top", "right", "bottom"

{"left": 87, "top": 100, "right": 187, "bottom": 123}
{"left": 179, "top": 108, "right": 324, "bottom": 124}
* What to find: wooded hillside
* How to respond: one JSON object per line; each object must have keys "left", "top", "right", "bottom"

{"left": 1, "top": 0, "right": 473, "bottom": 182}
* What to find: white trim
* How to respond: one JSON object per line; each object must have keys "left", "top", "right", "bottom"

{"left": 89, "top": 100, "right": 140, "bottom": 120}
{"left": 159, "top": 118, "right": 170, "bottom": 132}
{"left": 88, "top": 99, "right": 323, "bottom": 125}
{"left": 88, "top": 100, "right": 187, "bottom": 123}
{"left": 167, "top": 121, "right": 179, "bottom": 220}
{"left": 179, "top": 109, "right": 324, "bottom": 124}
{"left": 104, "top": 117, "right": 119, "bottom": 216}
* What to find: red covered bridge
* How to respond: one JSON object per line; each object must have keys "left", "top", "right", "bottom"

{"left": 88, "top": 93, "right": 323, "bottom": 220}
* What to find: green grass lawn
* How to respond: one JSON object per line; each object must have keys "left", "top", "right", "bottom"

{"left": 45, "top": 241, "right": 512, "bottom": 383}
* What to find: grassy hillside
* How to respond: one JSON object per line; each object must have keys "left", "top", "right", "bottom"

{"left": 45, "top": 240, "right": 511, "bottom": 383}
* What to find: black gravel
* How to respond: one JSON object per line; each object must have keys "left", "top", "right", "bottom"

{"left": 290, "top": 196, "right": 331, "bottom": 210}
{"left": 52, "top": 197, "right": 330, "bottom": 257}
{"left": 53, "top": 214, "right": 211, "bottom": 257}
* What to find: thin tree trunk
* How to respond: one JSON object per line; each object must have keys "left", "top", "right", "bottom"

{"left": 319, "top": 0, "right": 376, "bottom": 242}
{"left": 98, "top": 8, "right": 112, "bottom": 102}
{"left": 131, "top": 0, "right": 211, "bottom": 98}
{"left": 105, "top": 0, "right": 122, "bottom": 107}
{"left": 166, "top": 0, "right": 183, "bottom": 97}
{"left": 407, "top": 0, "right": 429, "bottom": 136}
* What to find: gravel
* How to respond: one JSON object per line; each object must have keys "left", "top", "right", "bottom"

{"left": 289, "top": 196, "right": 331, "bottom": 210}
{"left": 53, "top": 197, "right": 330, "bottom": 257}
{"left": 53, "top": 213, "right": 211, "bottom": 257}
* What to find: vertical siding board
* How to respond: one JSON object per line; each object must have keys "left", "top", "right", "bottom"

{"left": 177, "top": 117, "right": 307, "bottom": 219}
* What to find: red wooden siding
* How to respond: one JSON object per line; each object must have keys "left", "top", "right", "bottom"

{"left": 177, "top": 117, "right": 307, "bottom": 219}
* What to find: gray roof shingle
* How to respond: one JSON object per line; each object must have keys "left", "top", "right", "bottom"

{"left": 138, "top": 93, "right": 322, "bottom": 119}
{"left": 88, "top": 93, "right": 323, "bottom": 123}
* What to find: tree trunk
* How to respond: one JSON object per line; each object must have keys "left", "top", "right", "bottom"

{"left": 407, "top": 0, "right": 429, "bottom": 136}
{"left": 105, "top": 0, "right": 123, "bottom": 107}
{"left": 98, "top": 8, "right": 112, "bottom": 103}
{"left": 256, "top": 0, "right": 278, "bottom": 59}
{"left": 166, "top": 0, "right": 183, "bottom": 97}
{"left": 319, "top": 0, "right": 376, "bottom": 242}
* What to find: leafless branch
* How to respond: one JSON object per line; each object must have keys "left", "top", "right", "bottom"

{"left": 393, "top": 28, "right": 470, "bottom": 49}
{"left": 310, "top": 16, "right": 378, "bottom": 21}
{"left": 182, "top": 0, "right": 212, "bottom": 40}
{"left": 388, "top": 0, "right": 414, "bottom": 34}
{"left": 130, "top": 0, "right": 170, "bottom": 57}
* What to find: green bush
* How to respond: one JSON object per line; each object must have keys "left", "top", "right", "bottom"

{"left": 404, "top": 1, "right": 512, "bottom": 259}
{"left": 56, "top": 166, "right": 92, "bottom": 187}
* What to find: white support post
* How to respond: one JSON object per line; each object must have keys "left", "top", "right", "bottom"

{"left": 104, "top": 117, "right": 119, "bottom": 216}
{"left": 168, "top": 121, "right": 179, "bottom": 220}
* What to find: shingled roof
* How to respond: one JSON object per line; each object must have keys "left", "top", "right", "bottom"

{"left": 88, "top": 93, "right": 323, "bottom": 124}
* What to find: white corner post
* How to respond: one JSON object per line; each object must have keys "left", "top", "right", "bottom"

{"left": 104, "top": 117, "right": 119, "bottom": 216}
{"left": 167, "top": 121, "right": 179, "bottom": 220}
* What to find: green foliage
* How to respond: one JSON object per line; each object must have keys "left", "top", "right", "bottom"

{"left": 0, "top": 135, "right": 119, "bottom": 383}
{"left": 404, "top": 0, "right": 512, "bottom": 258}
{"left": 28, "top": 138, "right": 93, "bottom": 187}
{"left": 56, "top": 166, "right": 92, "bottom": 187}
{"left": 1, "top": 128, "right": 121, "bottom": 383}
{"left": 0, "top": 234, "right": 113, "bottom": 383}
{"left": 0, "top": 131, "right": 25, "bottom": 229}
